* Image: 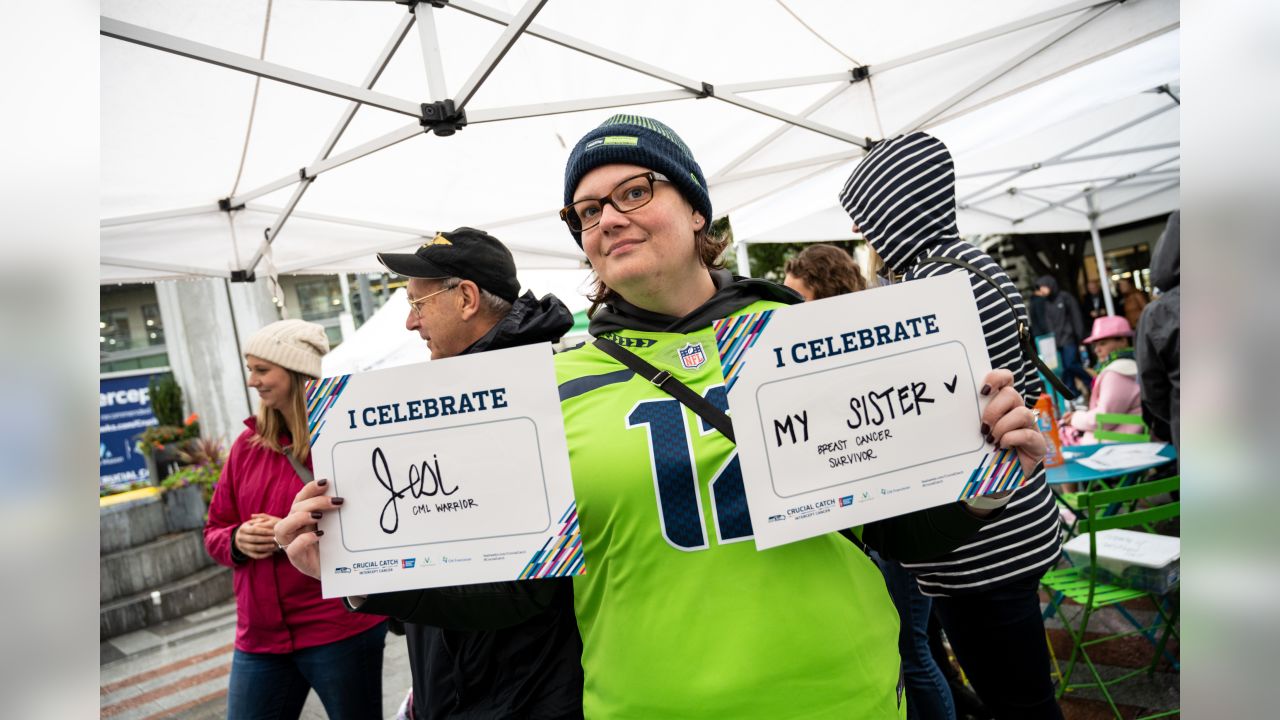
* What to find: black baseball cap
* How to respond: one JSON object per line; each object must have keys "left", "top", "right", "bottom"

{"left": 377, "top": 227, "right": 520, "bottom": 303}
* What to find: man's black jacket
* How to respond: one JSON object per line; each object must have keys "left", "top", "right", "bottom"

{"left": 356, "top": 291, "right": 583, "bottom": 720}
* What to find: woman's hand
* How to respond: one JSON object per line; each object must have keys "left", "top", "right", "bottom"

{"left": 979, "top": 368, "right": 1047, "bottom": 477}
{"left": 234, "top": 517, "right": 279, "bottom": 560}
{"left": 274, "top": 479, "right": 344, "bottom": 580}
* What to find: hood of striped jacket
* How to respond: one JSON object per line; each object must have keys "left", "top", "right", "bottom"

{"left": 838, "top": 132, "right": 959, "bottom": 274}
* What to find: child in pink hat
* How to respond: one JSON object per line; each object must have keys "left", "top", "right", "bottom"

{"left": 1061, "top": 315, "right": 1144, "bottom": 444}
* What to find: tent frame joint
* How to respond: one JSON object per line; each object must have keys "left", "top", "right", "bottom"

{"left": 420, "top": 99, "right": 468, "bottom": 136}
{"left": 850, "top": 66, "right": 870, "bottom": 83}
{"left": 1157, "top": 83, "right": 1180, "bottom": 105}
{"left": 217, "top": 197, "right": 245, "bottom": 213}
{"left": 397, "top": 0, "right": 449, "bottom": 10}
{"left": 230, "top": 270, "right": 256, "bottom": 283}
{"left": 699, "top": 82, "right": 715, "bottom": 99}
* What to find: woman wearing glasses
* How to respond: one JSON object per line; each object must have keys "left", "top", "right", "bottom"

{"left": 551, "top": 115, "right": 1047, "bottom": 718}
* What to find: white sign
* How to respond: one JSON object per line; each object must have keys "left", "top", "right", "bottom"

{"left": 308, "top": 344, "right": 583, "bottom": 598}
{"left": 717, "top": 273, "right": 1024, "bottom": 550}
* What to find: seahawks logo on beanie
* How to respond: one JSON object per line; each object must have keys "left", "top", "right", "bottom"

{"left": 563, "top": 114, "right": 711, "bottom": 245}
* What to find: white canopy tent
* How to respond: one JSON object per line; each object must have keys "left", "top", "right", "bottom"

{"left": 101, "top": 0, "right": 1179, "bottom": 290}
{"left": 102, "top": 0, "right": 1179, "bottom": 443}
{"left": 727, "top": 28, "right": 1179, "bottom": 313}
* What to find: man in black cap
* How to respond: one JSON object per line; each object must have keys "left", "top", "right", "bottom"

{"left": 278, "top": 227, "right": 584, "bottom": 719}
{"left": 377, "top": 227, "right": 528, "bottom": 360}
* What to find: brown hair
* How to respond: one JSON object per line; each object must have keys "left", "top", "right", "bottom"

{"left": 783, "top": 244, "right": 867, "bottom": 300}
{"left": 586, "top": 224, "right": 729, "bottom": 309}
{"left": 251, "top": 368, "right": 313, "bottom": 462}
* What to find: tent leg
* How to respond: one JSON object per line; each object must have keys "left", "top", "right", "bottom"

{"left": 223, "top": 278, "right": 254, "bottom": 417}
{"left": 736, "top": 240, "right": 751, "bottom": 278}
{"left": 1085, "top": 191, "right": 1116, "bottom": 317}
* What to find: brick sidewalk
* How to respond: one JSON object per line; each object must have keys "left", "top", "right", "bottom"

{"left": 100, "top": 601, "right": 410, "bottom": 720}
{"left": 101, "top": 594, "right": 1177, "bottom": 718}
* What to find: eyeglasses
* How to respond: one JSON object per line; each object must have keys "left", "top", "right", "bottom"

{"left": 559, "top": 172, "right": 669, "bottom": 233}
{"left": 406, "top": 281, "right": 459, "bottom": 318}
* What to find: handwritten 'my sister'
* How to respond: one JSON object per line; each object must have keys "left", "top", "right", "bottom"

{"left": 371, "top": 446, "right": 456, "bottom": 534}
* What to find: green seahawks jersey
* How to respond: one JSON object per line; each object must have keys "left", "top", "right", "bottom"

{"left": 556, "top": 300, "right": 906, "bottom": 719}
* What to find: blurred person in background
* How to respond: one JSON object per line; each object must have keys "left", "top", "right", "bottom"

{"left": 1079, "top": 278, "right": 1110, "bottom": 369}
{"left": 782, "top": 243, "right": 868, "bottom": 300}
{"left": 205, "top": 319, "right": 387, "bottom": 720}
{"left": 1137, "top": 211, "right": 1181, "bottom": 455}
{"left": 1116, "top": 277, "right": 1149, "bottom": 329}
{"left": 1035, "top": 275, "right": 1091, "bottom": 400}
{"left": 1081, "top": 278, "right": 1109, "bottom": 323}
{"left": 1060, "top": 316, "right": 1143, "bottom": 446}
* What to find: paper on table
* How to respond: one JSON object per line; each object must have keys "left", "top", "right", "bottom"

{"left": 1076, "top": 442, "right": 1170, "bottom": 471}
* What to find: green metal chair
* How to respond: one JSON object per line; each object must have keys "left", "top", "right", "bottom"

{"left": 1056, "top": 413, "right": 1155, "bottom": 527}
{"left": 1041, "top": 475, "right": 1180, "bottom": 719}
{"left": 1092, "top": 412, "right": 1151, "bottom": 443}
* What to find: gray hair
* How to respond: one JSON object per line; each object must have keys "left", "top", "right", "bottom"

{"left": 441, "top": 276, "right": 513, "bottom": 319}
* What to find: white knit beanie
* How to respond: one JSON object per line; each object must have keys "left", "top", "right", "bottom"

{"left": 244, "top": 319, "right": 329, "bottom": 378}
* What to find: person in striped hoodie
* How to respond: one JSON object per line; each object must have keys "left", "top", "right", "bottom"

{"left": 839, "top": 132, "right": 1064, "bottom": 720}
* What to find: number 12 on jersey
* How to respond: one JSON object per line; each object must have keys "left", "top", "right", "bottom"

{"left": 627, "top": 385, "right": 754, "bottom": 552}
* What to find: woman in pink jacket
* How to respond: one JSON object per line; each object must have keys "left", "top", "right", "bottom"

{"left": 1061, "top": 316, "right": 1144, "bottom": 445}
{"left": 205, "top": 319, "right": 386, "bottom": 719}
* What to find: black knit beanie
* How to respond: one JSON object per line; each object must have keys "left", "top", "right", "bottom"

{"left": 562, "top": 114, "right": 711, "bottom": 246}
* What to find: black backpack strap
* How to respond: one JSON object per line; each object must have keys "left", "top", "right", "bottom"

{"left": 920, "top": 255, "right": 1079, "bottom": 400}
{"left": 597, "top": 336, "right": 876, "bottom": 551}
{"left": 838, "top": 527, "right": 870, "bottom": 555}
{"left": 593, "top": 337, "right": 736, "bottom": 443}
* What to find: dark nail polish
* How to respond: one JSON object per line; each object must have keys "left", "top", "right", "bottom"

{"left": 317, "top": 478, "right": 328, "bottom": 487}
{"left": 314, "top": 530, "right": 324, "bottom": 537}
{"left": 980, "top": 423, "right": 990, "bottom": 435}
{"left": 331, "top": 497, "right": 345, "bottom": 505}
{"left": 986, "top": 434, "right": 996, "bottom": 445}
{"left": 980, "top": 384, "right": 992, "bottom": 396}
{"left": 310, "top": 511, "right": 323, "bottom": 520}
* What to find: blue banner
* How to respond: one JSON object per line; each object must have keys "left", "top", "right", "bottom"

{"left": 100, "top": 372, "right": 164, "bottom": 491}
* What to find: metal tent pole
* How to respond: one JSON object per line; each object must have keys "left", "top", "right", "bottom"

{"left": 101, "top": 17, "right": 420, "bottom": 117}
{"left": 1085, "top": 191, "right": 1116, "bottom": 317}
{"left": 899, "top": 3, "right": 1113, "bottom": 133}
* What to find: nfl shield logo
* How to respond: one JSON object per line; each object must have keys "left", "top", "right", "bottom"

{"left": 678, "top": 342, "right": 707, "bottom": 370}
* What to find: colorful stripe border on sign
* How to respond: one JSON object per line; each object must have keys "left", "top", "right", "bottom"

{"left": 713, "top": 310, "right": 774, "bottom": 394}
{"left": 956, "top": 448, "right": 1026, "bottom": 500}
{"left": 518, "top": 502, "right": 586, "bottom": 580}
{"left": 305, "top": 374, "right": 350, "bottom": 447}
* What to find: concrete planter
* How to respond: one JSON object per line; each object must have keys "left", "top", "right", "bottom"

{"left": 162, "top": 484, "right": 207, "bottom": 532}
{"left": 100, "top": 483, "right": 225, "bottom": 640}
{"left": 100, "top": 494, "right": 167, "bottom": 555}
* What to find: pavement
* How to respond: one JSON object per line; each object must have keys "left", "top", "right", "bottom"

{"left": 100, "top": 590, "right": 1177, "bottom": 719}
{"left": 99, "top": 601, "right": 410, "bottom": 719}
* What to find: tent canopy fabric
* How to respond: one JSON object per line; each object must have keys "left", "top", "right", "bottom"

{"left": 101, "top": 0, "right": 1179, "bottom": 285}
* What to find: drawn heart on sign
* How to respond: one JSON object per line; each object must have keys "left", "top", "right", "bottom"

{"left": 944, "top": 375, "right": 958, "bottom": 394}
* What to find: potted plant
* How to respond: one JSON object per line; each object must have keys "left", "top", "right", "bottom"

{"left": 136, "top": 375, "right": 200, "bottom": 484}
{"left": 160, "top": 436, "right": 226, "bottom": 531}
